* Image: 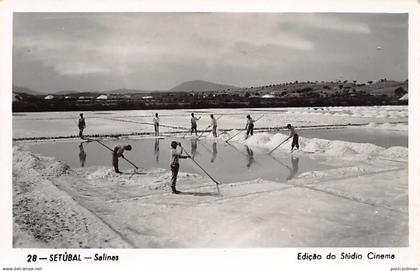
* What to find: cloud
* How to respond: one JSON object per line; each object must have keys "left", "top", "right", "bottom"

{"left": 296, "top": 13, "right": 371, "bottom": 33}
{"left": 13, "top": 13, "right": 406, "bottom": 91}
{"left": 14, "top": 13, "right": 318, "bottom": 76}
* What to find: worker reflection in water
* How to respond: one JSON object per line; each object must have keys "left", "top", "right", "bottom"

{"left": 210, "top": 114, "right": 218, "bottom": 137}
{"left": 211, "top": 142, "right": 218, "bottom": 163}
{"left": 154, "top": 138, "right": 160, "bottom": 162}
{"left": 79, "top": 142, "right": 86, "bottom": 167}
{"left": 286, "top": 155, "right": 300, "bottom": 180}
{"left": 191, "top": 138, "right": 198, "bottom": 159}
{"left": 245, "top": 145, "right": 255, "bottom": 168}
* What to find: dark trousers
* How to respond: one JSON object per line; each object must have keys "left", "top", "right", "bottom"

{"left": 246, "top": 124, "right": 254, "bottom": 137}
{"left": 170, "top": 163, "right": 180, "bottom": 191}
{"left": 112, "top": 154, "right": 119, "bottom": 172}
{"left": 292, "top": 134, "right": 299, "bottom": 149}
{"left": 79, "top": 128, "right": 84, "bottom": 138}
{"left": 191, "top": 124, "right": 197, "bottom": 135}
{"left": 212, "top": 125, "right": 217, "bottom": 137}
{"left": 154, "top": 124, "right": 159, "bottom": 136}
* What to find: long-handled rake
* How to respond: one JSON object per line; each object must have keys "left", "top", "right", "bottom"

{"left": 87, "top": 137, "right": 140, "bottom": 171}
{"left": 267, "top": 138, "right": 289, "bottom": 155}
{"left": 179, "top": 145, "right": 221, "bottom": 194}
{"left": 225, "top": 114, "right": 264, "bottom": 143}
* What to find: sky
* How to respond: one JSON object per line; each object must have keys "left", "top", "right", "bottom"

{"left": 13, "top": 13, "right": 408, "bottom": 92}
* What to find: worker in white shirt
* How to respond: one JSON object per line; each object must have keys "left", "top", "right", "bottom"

{"left": 170, "top": 141, "right": 190, "bottom": 194}
{"left": 190, "top": 113, "right": 201, "bottom": 136}
{"left": 286, "top": 124, "right": 299, "bottom": 152}
{"left": 153, "top": 113, "right": 160, "bottom": 136}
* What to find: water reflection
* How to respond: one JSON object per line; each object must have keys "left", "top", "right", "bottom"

{"left": 191, "top": 138, "right": 198, "bottom": 159}
{"left": 287, "top": 155, "right": 300, "bottom": 180}
{"left": 30, "top": 138, "right": 330, "bottom": 184}
{"left": 154, "top": 138, "right": 160, "bottom": 162}
{"left": 211, "top": 142, "right": 218, "bottom": 163}
{"left": 268, "top": 153, "right": 301, "bottom": 181}
{"left": 245, "top": 145, "right": 255, "bottom": 168}
{"left": 78, "top": 142, "right": 86, "bottom": 167}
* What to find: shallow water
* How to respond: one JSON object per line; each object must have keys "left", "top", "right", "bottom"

{"left": 279, "top": 127, "right": 407, "bottom": 148}
{"left": 27, "top": 138, "right": 332, "bottom": 183}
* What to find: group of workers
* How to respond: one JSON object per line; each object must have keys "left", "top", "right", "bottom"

{"left": 150, "top": 112, "right": 253, "bottom": 139}
{"left": 77, "top": 112, "right": 300, "bottom": 194}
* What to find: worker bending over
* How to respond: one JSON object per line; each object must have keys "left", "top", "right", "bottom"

{"left": 286, "top": 124, "right": 299, "bottom": 152}
{"left": 112, "top": 144, "right": 132, "bottom": 173}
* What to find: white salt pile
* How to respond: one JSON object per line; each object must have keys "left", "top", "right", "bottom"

{"left": 227, "top": 131, "right": 407, "bottom": 161}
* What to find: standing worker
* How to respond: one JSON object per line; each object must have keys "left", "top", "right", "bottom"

{"left": 153, "top": 113, "right": 160, "bottom": 136}
{"left": 170, "top": 141, "right": 190, "bottom": 194}
{"left": 210, "top": 114, "right": 218, "bottom": 137}
{"left": 286, "top": 124, "right": 299, "bottom": 152}
{"left": 78, "top": 113, "right": 86, "bottom": 139}
{"left": 245, "top": 115, "right": 255, "bottom": 139}
{"left": 112, "top": 144, "right": 132, "bottom": 173}
{"left": 190, "top": 113, "right": 201, "bottom": 136}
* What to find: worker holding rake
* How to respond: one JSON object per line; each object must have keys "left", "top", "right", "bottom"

{"left": 112, "top": 144, "right": 132, "bottom": 173}
{"left": 170, "top": 141, "right": 191, "bottom": 194}
{"left": 190, "top": 113, "right": 201, "bottom": 136}
{"left": 267, "top": 124, "right": 300, "bottom": 154}
{"left": 245, "top": 115, "right": 255, "bottom": 139}
{"left": 286, "top": 124, "right": 299, "bottom": 152}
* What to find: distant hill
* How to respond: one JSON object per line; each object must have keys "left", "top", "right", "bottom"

{"left": 235, "top": 79, "right": 408, "bottom": 99}
{"left": 52, "top": 89, "right": 147, "bottom": 95}
{"left": 360, "top": 80, "right": 408, "bottom": 96}
{"left": 13, "top": 78, "right": 408, "bottom": 112}
{"left": 54, "top": 90, "right": 82, "bottom": 95}
{"left": 12, "top": 80, "right": 237, "bottom": 96}
{"left": 12, "top": 78, "right": 407, "bottom": 103}
{"left": 104, "top": 88, "right": 153, "bottom": 95}
{"left": 12, "top": 85, "right": 44, "bottom": 96}
{"left": 62, "top": 91, "right": 105, "bottom": 97}
{"left": 169, "top": 80, "right": 238, "bottom": 92}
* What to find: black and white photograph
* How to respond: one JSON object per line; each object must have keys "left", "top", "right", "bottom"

{"left": 1, "top": 1, "right": 420, "bottom": 270}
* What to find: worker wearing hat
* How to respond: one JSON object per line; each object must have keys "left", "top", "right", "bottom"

{"left": 170, "top": 141, "right": 190, "bottom": 194}
{"left": 245, "top": 115, "right": 255, "bottom": 139}
{"left": 286, "top": 124, "right": 299, "bottom": 152}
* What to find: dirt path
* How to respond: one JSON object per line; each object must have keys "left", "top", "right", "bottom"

{"left": 13, "top": 147, "right": 132, "bottom": 248}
